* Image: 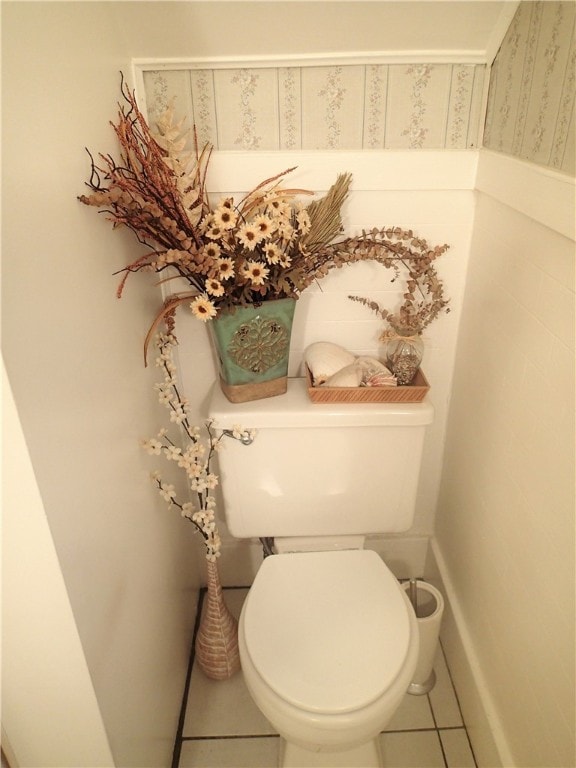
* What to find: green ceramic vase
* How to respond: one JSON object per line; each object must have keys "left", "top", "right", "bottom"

{"left": 209, "top": 297, "right": 296, "bottom": 402}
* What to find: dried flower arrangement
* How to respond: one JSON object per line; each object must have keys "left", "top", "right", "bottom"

{"left": 141, "top": 332, "right": 254, "bottom": 561}
{"left": 78, "top": 75, "right": 450, "bottom": 362}
{"left": 78, "top": 76, "right": 352, "bottom": 360}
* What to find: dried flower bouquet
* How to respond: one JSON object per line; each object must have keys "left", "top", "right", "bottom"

{"left": 78, "top": 75, "right": 450, "bottom": 361}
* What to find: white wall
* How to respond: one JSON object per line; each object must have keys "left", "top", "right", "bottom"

{"left": 2, "top": 3, "right": 546, "bottom": 766}
{"left": 2, "top": 363, "right": 115, "bottom": 768}
{"left": 0, "top": 2, "right": 479, "bottom": 763}
{"left": 174, "top": 150, "right": 477, "bottom": 582}
{"left": 431, "top": 151, "right": 575, "bottom": 768}
{"left": 1, "top": 5, "right": 213, "bottom": 767}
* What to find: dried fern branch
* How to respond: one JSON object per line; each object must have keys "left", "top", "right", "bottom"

{"left": 302, "top": 173, "right": 352, "bottom": 253}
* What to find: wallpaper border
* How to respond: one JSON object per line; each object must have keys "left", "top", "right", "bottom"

{"left": 133, "top": 55, "right": 488, "bottom": 152}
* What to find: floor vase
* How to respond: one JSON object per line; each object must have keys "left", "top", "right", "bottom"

{"left": 195, "top": 559, "right": 240, "bottom": 680}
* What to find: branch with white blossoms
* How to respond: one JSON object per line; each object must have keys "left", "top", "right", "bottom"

{"left": 141, "top": 332, "right": 255, "bottom": 561}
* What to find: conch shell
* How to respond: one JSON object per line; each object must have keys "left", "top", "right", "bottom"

{"left": 304, "top": 342, "right": 357, "bottom": 385}
{"left": 322, "top": 364, "right": 364, "bottom": 388}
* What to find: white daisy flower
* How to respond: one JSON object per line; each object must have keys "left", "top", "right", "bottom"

{"left": 201, "top": 241, "right": 222, "bottom": 260}
{"left": 244, "top": 260, "right": 270, "bottom": 286}
{"left": 276, "top": 219, "right": 294, "bottom": 240}
{"left": 216, "top": 257, "right": 235, "bottom": 281}
{"left": 213, "top": 200, "right": 238, "bottom": 230}
{"left": 206, "top": 278, "right": 225, "bottom": 297}
{"left": 263, "top": 243, "right": 282, "bottom": 264}
{"left": 296, "top": 208, "right": 311, "bottom": 234}
{"left": 237, "top": 224, "right": 261, "bottom": 250}
{"left": 253, "top": 214, "right": 274, "bottom": 240}
{"left": 264, "top": 195, "right": 291, "bottom": 218}
{"left": 190, "top": 295, "right": 217, "bottom": 321}
{"left": 205, "top": 223, "right": 224, "bottom": 241}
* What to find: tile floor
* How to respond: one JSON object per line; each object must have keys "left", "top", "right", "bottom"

{"left": 173, "top": 586, "right": 477, "bottom": 768}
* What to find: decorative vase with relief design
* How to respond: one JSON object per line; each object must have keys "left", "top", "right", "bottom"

{"left": 209, "top": 297, "right": 296, "bottom": 403}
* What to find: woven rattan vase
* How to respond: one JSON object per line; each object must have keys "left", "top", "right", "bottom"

{"left": 195, "top": 559, "right": 241, "bottom": 680}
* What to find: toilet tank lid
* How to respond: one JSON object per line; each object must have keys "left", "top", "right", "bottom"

{"left": 208, "top": 378, "right": 434, "bottom": 428}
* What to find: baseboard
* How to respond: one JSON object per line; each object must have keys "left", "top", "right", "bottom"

{"left": 426, "top": 538, "right": 515, "bottom": 768}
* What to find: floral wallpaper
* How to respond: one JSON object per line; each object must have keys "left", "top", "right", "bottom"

{"left": 142, "top": 62, "right": 485, "bottom": 151}
{"left": 484, "top": 1, "right": 575, "bottom": 175}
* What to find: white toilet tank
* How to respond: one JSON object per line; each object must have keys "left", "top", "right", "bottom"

{"left": 208, "top": 378, "right": 433, "bottom": 538}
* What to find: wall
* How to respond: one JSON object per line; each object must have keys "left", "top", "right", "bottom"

{"left": 484, "top": 0, "right": 575, "bottom": 175}
{"left": 136, "top": 39, "right": 501, "bottom": 581}
{"left": 1, "top": 2, "right": 543, "bottom": 766}
{"left": 2, "top": 363, "right": 115, "bottom": 768}
{"left": 431, "top": 151, "right": 575, "bottom": 768}
{"left": 429, "top": 4, "right": 575, "bottom": 765}
{"left": 171, "top": 149, "right": 476, "bottom": 583}
{"left": 1, "top": 4, "right": 213, "bottom": 767}
{"left": 0, "top": 2, "right": 485, "bottom": 763}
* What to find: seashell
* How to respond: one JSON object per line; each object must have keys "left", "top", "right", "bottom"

{"left": 355, "top": 356, "right": 394, "bottom": 379}
{"left": 366, "top": 372, "right": 397, "bottom": 387}
{"left": 304, "top": 342, "right": 357, "bottom": 385}
{"left": 322, "top": 364, "right": 364, "bottom": 388}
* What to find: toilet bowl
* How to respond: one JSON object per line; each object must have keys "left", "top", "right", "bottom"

{"left": 239, "top": 549, "right": 419, "bottom": 768}
{"left": 208, "top": 378, "right": 433, "bottom": 766}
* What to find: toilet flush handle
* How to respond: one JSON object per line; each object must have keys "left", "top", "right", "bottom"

{"left": 221, "top": 427, "right": 257, "bottom": 446}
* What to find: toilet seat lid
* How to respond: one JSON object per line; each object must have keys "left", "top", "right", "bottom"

{"left": 242, "top": 549, "right": 412, "bottom": 715}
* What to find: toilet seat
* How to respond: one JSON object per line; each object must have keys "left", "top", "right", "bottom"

{"left": 242, "top": 549, "right": 412, "bottom": 716}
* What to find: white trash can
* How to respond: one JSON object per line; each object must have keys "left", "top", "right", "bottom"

{"left": 402, "top": 580, "right": 444, "bottom": 695}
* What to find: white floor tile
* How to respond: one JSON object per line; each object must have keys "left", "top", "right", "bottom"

{"left": 428, "top": 646, "right": 464, "bottom": 728}
{"left": 385, "top": 691, "right": 435, "bottom": 731}
{"left": 183, "top": 663, "right": 277, "bottom": 737}
{"left": 184, "top": 587, "right": 277, "bottom": 737}
{"left": 177, "top": 589, "right": 475, "bottom": 768}
{"left": 179, "top": 736, "right": 279, "bottom": 768}
{"left": 380, "top": 730, "right": 445, "bottom": 768}
{"left": 440, "top": 728, "right": 477, "bottom": 768}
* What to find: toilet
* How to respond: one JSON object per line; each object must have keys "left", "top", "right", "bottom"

{"left": 209, "top": 378, "right": 434, "bottom": 768}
